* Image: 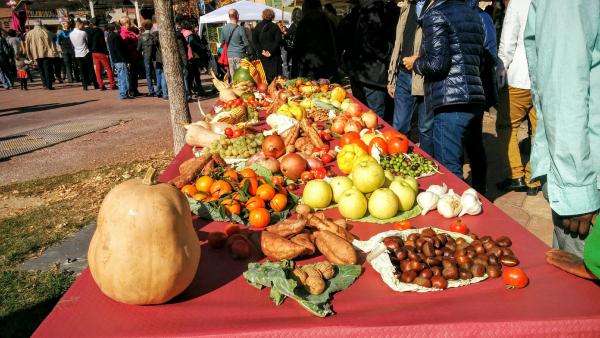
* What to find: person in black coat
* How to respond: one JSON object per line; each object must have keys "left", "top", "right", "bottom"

{"left": 252, "top": 9, "right": 282, "bottom": 82}
{"left": 291, "top": 0, "right": 338, "bottom": 80}
{"left": 337, "top": 0, "right": 399, "bottom": 118}
{"left": 405, "top": 0, "right": 487, "bottom": 191}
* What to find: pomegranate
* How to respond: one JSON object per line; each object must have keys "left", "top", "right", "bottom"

{"left": 280, "top": 153, "right": 306, "bottom": 180}
{"left": 257, "top": 82, "right": 268, "bottom": 93}
{"left": 347, "top": 103, "right": 362, "bottom": 117}
{"left": 331, "top": 117, "right": 346, "bottom": 135}
{"left": 262, "top": 134, "right": 286, "bottom": 158}
{"left": 344, "top": 120, "right": 362, "bottom": 133}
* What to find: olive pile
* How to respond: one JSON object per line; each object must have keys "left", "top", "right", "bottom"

{"left": 384, "top": 228, "right": 520, "bottom": 289}
{"left": 380, "top": 153, "right": 438, "bottom": 177}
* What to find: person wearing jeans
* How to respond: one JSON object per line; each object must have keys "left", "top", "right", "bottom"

{"left": 106, "top": 23, "right": 130, "bottom": 99}
{"left": 409, "top": 0, "right": 486, "bottom": 188}
{"left": 388, "top": 0, "right": 433, "bottom": 155}
{"left": 138, "top": 20, "right": 156, "bottom": 96}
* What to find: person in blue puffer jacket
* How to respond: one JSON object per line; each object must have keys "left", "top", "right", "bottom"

{"left": 402, "top": 0, "right": 487, "bottom": 191}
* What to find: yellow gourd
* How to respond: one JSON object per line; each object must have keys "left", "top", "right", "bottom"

{"left": 88, "top": 168, "right": 200, "bottom": 305}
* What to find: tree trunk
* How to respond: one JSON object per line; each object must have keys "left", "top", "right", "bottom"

{"left": 154, "top": 0, "right": 191, "bottom": 154}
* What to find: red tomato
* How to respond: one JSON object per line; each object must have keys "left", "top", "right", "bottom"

{"left": 312, "top": 167, "right": 327, "bottom": 179}
{"left": 224, "top": 128, "right": 233, "bottom": 138}
{"left": 323, "top": 133, "right": 333, "bottom": 141}
{"left": 369, "top": 137, "right": 389, "bottom": 155}
{"left": 502, "top": 268, "right": 529, "bottom": 289}
{"left": 232, "top": 129, "right": 243, "bottom": 138}
{"left": 312, "top": 147, "right": 321, "bottom": 154}
{"left": 350, "top": 139, "right": 369, "bottom": 153}
{"left": 340, "top": 132, "right": 361, "bottom": 147}
{"left": 449, "top": 219, "right": 469, "bottom": 234}
{"left": 234, "top": 98, "right": 243, "bottom": 106}
{"left": 320, "top": 144, "right": 330, "bottom": 152}
{"left": 383, "top": 130, "right": 404, "bottom": 141}
{"left": 301, "top": 171, "right": 314, "bottom": 181}
{"left": 393, "top": 221, "right": 412, "bottom": 230}
{"left": 388, "top": 137, "right": 409, "bottom": 155}
{"left": 321, "top": 153, "right": 333, "bottom": 163}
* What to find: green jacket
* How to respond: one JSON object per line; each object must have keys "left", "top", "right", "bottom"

{"left": 524, "top": 0, "right": 600, "bottom": 216}
{"left": 584, "top": 217, "right": 600, "bottom": 278}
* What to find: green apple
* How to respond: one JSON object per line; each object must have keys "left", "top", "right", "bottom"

{"left": 341, "top": 98, "right": 352, "bottom": 112}
{"left": 368, "top": 188, "right": 399, "bottom": 219}
{"left": 338, "top": 188, "right": 368, "bottom": 219}
{"left": 330, "top": 176, "right": 354, "bottom": 203}
{"left": 303, "top": 180, "right": 333, "bottom": 208}
{"left": 351, "top": 160, "right": 385, "bottom": 193}
{"left": 383, "top": 170, "right": 394, "bottom": 188}
{"left": 389, "top": 180, "right": 417, "bottom": 211}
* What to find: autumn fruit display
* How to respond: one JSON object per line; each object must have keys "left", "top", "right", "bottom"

{"left": 88, "top": 168, "right": 201, "bottom": 305}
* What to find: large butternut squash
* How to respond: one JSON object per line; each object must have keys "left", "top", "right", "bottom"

{"left": 88, "top": 169, "right": 200, "bottom": 305}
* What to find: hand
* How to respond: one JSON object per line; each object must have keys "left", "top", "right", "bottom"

{"left": 496, "top": 64, "right": 507, "bottom": 88}
{"left": 559, "top": 211, "right": 598, "bottom": 236}
{"left": 402, "top": 56, "right": 418, "bottom": 71}
{"left": 261, "top": 50, "right": 271, "bottom": 58}
{"left": 387, "top": 83, "right": 395, "bottom": 98}
{"left": 546, "top": 249, "right": 598, "bottom": 279}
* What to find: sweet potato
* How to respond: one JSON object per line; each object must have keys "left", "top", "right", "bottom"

{"left": 265, "top": 218, "right": 306, "bottom": 238}
{"left": 169, "top": 153, "right": 212, "bottom": 188}
{"left": 261, "top": 231, "right": 306, "bottom": 261}
{"left": 290, "top": 233, "right": 316, "bottom": 256}
{"left": 314, "top": 230, "right": 358, "bottom": 265}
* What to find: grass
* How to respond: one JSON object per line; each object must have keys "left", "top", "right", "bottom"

{"left": 0, "top": 154, "right": 172, "bottom": 337}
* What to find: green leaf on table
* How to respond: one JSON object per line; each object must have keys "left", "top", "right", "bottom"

{"left": 242, "top": 260, "right": 362, "bottom": 317}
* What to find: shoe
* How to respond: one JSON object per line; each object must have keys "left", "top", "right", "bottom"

{"left": 100, "top": 86, "right": 107, "bottom": 91}
{"left": 156, "top": 94, "right": 162, "bottom": 98}
{"left": 496, "top": 177, "right": 527, "bottom": 192}
{"left": 110, "top": 86, "right": 118, "bottom": 90}
{"left": 83, "top": 87, "right": 88, "bottom": 91}
{"left": 526, "top": 186, "right": 541, "bottom": 196}
{"left": 146, "top": 93, "right": 155, "bottom": 97}
{"left": 162, "top": 96, "right": 169, "bottom": 101}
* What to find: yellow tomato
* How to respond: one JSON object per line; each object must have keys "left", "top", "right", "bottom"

{"left": 337, "top": 144, "right": 367, "bottom": 174}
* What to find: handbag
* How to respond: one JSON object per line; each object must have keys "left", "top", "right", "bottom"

{"left": 218, "top": 25, "right": 238, "bottom": 66}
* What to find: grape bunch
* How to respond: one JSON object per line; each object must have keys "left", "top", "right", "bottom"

{"left": 380, "top": 153, "right": 438, "bottom": 177}
{"left": 247, "top": 106, "right": 259, "bottom": 121}
{"left": 205, "top": 133, "right": 264, "bottom": 159}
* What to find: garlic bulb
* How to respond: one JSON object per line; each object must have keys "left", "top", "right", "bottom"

{"left": 462, "top": 188, "right": 478, "bottom": 198}
{"left": 437, "top": 190, "right": 462, "bottom": 218}
{"left": 417, "top": 191, "right": 440, "bottom": 216}
{"left": 426, "top": 183, "right": 448, "bottom": 197}
{"left": 459, "top": 192, "right": 482, "bottom": 217}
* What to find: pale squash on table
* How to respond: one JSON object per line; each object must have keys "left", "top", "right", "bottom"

{"left": 88, "top": 168, "right": 201, "bottom": 305}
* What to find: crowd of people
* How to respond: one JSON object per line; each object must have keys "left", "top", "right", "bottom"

{"left": 0, "top": 0, "right": 598, "bottom": 279}
{"left": 0, "top": 14, "right": 212, "bottom": 100}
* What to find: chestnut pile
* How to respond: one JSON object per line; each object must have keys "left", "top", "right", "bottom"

{"left": 384, "top": 228, "right": 521, "bottom": 289}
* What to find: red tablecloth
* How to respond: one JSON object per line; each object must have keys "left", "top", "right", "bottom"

{"left": 34, "top": 104, "right": 600, "bottom": 337}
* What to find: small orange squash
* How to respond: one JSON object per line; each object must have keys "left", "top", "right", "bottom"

{"left": 88, "top": 168, "right": 200, "bottom": 305}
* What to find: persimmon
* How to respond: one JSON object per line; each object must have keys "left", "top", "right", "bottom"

{"left": 249, "top": 208, "right": 270, "bottom": 228}
{"left": 221, "top": 199, "right": 241, "bottom": 215}
{"left": 388, "top": 136, "right": 409, "bottom": 155}
{"left": 256, "top": 184, "right": 276, "bottom": 201}
{"left": 239, "top": 168, "right": 257, "bottom": 179}
{"left": 383, "top": 130, "right": 404, "bottom": 141}
{"left": 245, "top": 196, "right": 266, "bottom": 211}
{"left": 210, "top": 180, "right": 232, "bottom": 198}
{"left": 223, "top": 169, "right": 239, "bottom": 183}
{"left": 270, "top": 193, "right": 288, "bottom": 212}
{"left": 240, "top": 177, "right": 259, "bottom": 196}
{"left": 195, "top": 176, "right": 214, "bottom": 193}
{"left": 224, "top": 223, "right": 241, "bottom": 236}
{"left": 180, "top": 184, "right": 197, "bottom": 196}
{"left": 350, "top": 138, "right": 369, "bottom": 153}
{"left": 369, "top": 137, "right": 389, "bottom": 155}
{"left": 191, "top": 192, "right": 209, "bottom": 201}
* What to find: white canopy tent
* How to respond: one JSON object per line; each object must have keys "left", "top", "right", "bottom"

{"left": 199, "top": 0, "right": 292, "bottom": 25}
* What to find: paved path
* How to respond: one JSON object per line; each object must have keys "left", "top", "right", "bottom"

{"left": 1, "top": 78, "right": 554, "bottom": 272}
{"left": 0, "top": 77, "right": 217, "bottom": 184}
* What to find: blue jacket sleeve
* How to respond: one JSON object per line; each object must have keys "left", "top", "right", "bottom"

{"left": 414, "top": 11, "right": 451, "bottom": 79}
{"left": 480, "top": 11, "right": 497, "bottom": 58}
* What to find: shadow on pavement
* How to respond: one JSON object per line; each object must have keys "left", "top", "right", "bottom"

{"left": 0, "top": 295, "right": 61, "bottom": 338}
{"left": 0, "top": 100, "right": 99, "bottom": 117}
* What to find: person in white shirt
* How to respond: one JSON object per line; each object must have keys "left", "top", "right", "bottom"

{"left": 495, "top": 0, "right": 540, "bottom": 196}
{"left": 69, "top": 20, "right": 96, "bottom": 90}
